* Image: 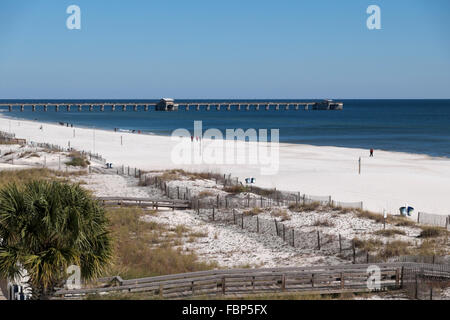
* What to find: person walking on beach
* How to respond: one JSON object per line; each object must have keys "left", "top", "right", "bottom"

{"left": 370, "top": 148, "right": 374, "bottom": 157}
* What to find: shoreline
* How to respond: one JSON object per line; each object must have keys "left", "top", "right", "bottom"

{"left": 1, "top": 111, "right": 449, "bottom": 161}
{"left": 1, "top": 113, "right": 450, "bottom": 216}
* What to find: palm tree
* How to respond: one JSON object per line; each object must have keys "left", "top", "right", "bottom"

{"left": 0, "top": 180, "right": 112, "bottom": 299}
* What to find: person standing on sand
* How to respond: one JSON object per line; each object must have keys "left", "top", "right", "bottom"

{"left": 370, "top": 148, "right": 374, "bottom": 157}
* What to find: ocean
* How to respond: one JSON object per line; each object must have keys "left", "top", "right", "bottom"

{"left": 1, "top": 99, "right": 449, "bottom": 158}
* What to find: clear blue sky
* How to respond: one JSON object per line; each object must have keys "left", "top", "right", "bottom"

{"left": 1, "top": 0, "right": 449, "bottom": 99}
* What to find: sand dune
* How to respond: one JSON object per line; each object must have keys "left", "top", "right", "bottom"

{"left": 1, "top": 115, "right": 449, "bottom": 217}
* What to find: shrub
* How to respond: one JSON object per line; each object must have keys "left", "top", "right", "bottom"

{"left": 243, "top": 207, "right": 263, "bottom": 216}
{"left": 312, "top": 219, "right": 335, "bottom": 227}
{"left": 198, "top": 191, "right": 215, "bottom": 198}
{"left": 288, "top": 202, "right": 321, "bottom": 212}
{"left": 378, "top": 240, "right": 411, "bottom": 259}
{"left": 419, "top": 226, "right": 446, "bottom": 238}
{"left": 373, "top": 229, "right": 406, "bottom": 237}
{"left": 271, "top": 209, "right": 290, "bottom": 221}
{"left": 353, "top": 238, "right": 383, "bottom": 251}
{"left": 355, "top": 209, "right": 385, "bottom": 224}
{"left": 224, "top": 185, "right": 248, "bottom": 194}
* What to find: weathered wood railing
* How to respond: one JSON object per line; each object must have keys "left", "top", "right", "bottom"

{"left": 96, "top": 196, "right": 191, "bottom": 210}
{"left": 55, "top": 263, "right": 435, "bottom": 299}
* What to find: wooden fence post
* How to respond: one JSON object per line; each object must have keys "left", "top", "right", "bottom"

{"left": 339, "top": 234, "right": 342, "bottom": 253}
{"left": 292, "top": 229, "right": 295, "bottom": 247}
{"left": 283, "top": 224, "right": 285, "bottom": 242}
{"left": 212, "top": 207, "right": 215, "bottom": 221}
{"left": 222, "top": 277, "right": 226, "bottom": 295}
{"left": 417, "top": 212, "right": 421, "bottom": 223}
{"left": 317, "top": 231, "right": 321, "bottom": 250}
{"left": 281, "top": 275, "right": 286, "bottom": 291}
{"left": 217, "top": 195, "right": 219, "bottom": 208}
{"left": 352, "top": 240, "right": 356, "bottom": 264}
{"left": 256, "top": 216, "right": 259, "bottom": 233}
{"left": 274, "top": 219, "right": 278, "bottom": 236}
{"left": 241, "top": 214, "right": 244, "bottom": 229}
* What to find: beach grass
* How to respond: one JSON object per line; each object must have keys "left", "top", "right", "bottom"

{"left": 104, "top": 207, "right": 217, "bottom": 280}
{"left": 0, "top": 168, "right": 87, "bottom": 189}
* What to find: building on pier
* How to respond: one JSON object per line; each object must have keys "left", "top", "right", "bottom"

{"left": 312, "top": 99, "right": 344, "bottom": 110}
{"left": 155, "top": 98, "right": 178, "bottom": 111}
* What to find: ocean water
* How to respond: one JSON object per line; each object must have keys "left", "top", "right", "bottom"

{"left": 1, "top": 99, "right": 449, "bottom": 158}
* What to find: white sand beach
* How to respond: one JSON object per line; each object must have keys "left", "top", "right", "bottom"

{"left": 1, "top": 114, "right": 449, "bottom": 217}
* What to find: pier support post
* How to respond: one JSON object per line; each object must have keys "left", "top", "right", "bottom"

{"left": 285, "top": 104, "right": 289, "bottom": 110}
{"left": 55, "top": 105, "right": 59, "bottom": 112}
{"left": 255, "top": 104, "right": 260, "bottom": 111}
{"left": 275, "top": 104, "right": 279, "bottom": 111}
{"left": 144, "top": 105, "right": 149, "bottom": 111}
{"left": 78, "top": 105, "right": 82, "bottom": 112}
{"left": 185, "top": 105, "right": 189, "bottom": 111}
{"left": 8, "top": 105, "right": 12, "bottom": 112}
{"left": 206, "top": 104, "right": 210, "bottom": 111}
{"left": 20, "top": 105, "right": 24, "bottom": 112}
{"left": 216, "top": 104, "right": 220, "bottom": 111}
{"left": 32, "top": 105, "right": 36, "bottom": 112}
{"left": 100, "top": 105, "right": 104, "bottom": 112}
{"left": 245, "top": 104, "right": 250, "bottom": 111}
{"left": 196, "top": 104, "right": 200, "bottom": 111}
{"left": 44, "top": 105, "right": 48, "bottom": 112}
{"left": 226, "top": 105, "right": 231, "bottom": 111}
{"left": 237, "top": 104, "right": 241, "bottom": 111}
{"left": 111, "top": 105, "right": 115, "bottom": 111}
{"left": 133, "top": 105, "right": 138, "bottom": 112}
{"left": 295, "top": 104, "right": 299, "bottom": 110}
{"left": 265, "top": 104, "right": 270, "bottom": 111}
{"left": 66, "top": 105, "right": 70, "bottom": 112}
{"left": 89, "top": 105, "right": 93, "bottom": 112}
{"left": 122, "top": 105, "right": 126, "bottom": 111}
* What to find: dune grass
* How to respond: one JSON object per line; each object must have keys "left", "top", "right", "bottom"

{"left": 0, "top": 168, "right": 87, "bottom": 189}
{"left": 104, "top": 207, "right": 217, "bottom": 280}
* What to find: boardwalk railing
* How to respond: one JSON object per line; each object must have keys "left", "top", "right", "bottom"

{"left": 96, "top": 196, "right": 190, "bottom": 210}
{"left": 54, "top": 262, "right": 450, "bottom": 300}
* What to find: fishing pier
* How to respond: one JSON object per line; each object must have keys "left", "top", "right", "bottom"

{"left": 0, "top": 99, "right": 343, "bottom": 112}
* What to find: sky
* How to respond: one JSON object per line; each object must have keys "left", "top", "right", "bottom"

{"left": 0, "top": 0, "right": 449, "bottom": 99}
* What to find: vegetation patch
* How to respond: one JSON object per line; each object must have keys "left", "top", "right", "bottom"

{"left": 378, "top": 240, "right": 411, "bottom": 259}
{"left": 373, "top": 229, "right": 406, "bottom": 237}
{"left": 418, "top": 226, "right": 447, "bottom": 238}
{"left": 65, "top": 152, "right": 90, "bottom": 168}
{"left": 223, "top": 185, "right": 248, "bottom": 194}
{"left": 105, "top": 208, "right": 217, "bottom": 279}
{"left": 198, "top": 191, "right": 215, "bottom": 198}
{"left": 312, "top": 219, "right": 335, "bottom": 227}
{"left": 288, "top": 202, "right": 321, "bottom": 213}
{"left": 353, "top": 238, "right": 383, "bottom": 252}
{"left": 243, "top": 207, "right": 263, "bottom": 216}
{"left": 271, "top": 209, "right": 290, "bottom": 221}
{"left": 354, "top": 209, "right": 386, "bottom": 224}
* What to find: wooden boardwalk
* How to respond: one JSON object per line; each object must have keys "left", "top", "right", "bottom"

{"left": 54, "top": 262, "right": 446, "bottom": 299}
{"left": 96, "top": 196, "right": 191, "bottom": 210}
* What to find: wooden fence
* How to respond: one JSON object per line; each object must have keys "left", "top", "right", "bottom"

{"left": 54, "top": 262, "right": 450, "bottom": 300}
{"left": 417, "top": 212, "right": 450, "bottom": 230}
